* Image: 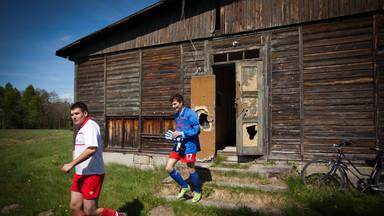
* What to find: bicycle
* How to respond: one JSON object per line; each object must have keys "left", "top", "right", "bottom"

{"left": 301, "top": 139, "right": 384, "bottom": 196}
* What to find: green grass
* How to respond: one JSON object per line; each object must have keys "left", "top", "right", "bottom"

{"left": 0, "top": 130, "right": 262, "bottom": 216}
{"left": 283, "top": 175, "right": 384, "bottom": 216}
{"left": 1, "top": 129, "right": 384, "bottom": 216}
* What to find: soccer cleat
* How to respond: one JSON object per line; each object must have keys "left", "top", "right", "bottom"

{"left": 192, "top": 192, "right": 202, "bottom": 203}
{"left": 176, "top": 185, "right": 191, "bottom": 199}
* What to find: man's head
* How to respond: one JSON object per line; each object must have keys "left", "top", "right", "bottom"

{"left": 70, "top": 102, "right": 89, "bottom": 126}
{"left": 170, "top": 94, "right": 184, "bottom": 113}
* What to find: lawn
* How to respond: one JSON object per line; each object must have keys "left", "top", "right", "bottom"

{"left": 1, "top": 129, "right": 384, "bottom": 216}
{"left": 0, "top": 130, "right": 256, "bottom": 216}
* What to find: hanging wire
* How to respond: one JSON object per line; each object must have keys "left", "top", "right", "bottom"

{"left": 180, "top": 0, "right": 201, "bottom": 75}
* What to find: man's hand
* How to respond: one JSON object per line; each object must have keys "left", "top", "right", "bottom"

{"left": 172, "top": 131, "right": 182, "bottom": 138}
{"left": 61, "top": 163, "right": 73, "bottom": 173}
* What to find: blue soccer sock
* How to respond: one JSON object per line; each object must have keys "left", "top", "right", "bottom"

{"left": 190, "top": 171, "right": 201, "bottom": 193}
{"left": 169, "top": 169, "right": 188, "bottom": 188}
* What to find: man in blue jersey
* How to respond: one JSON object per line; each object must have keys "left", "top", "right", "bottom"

{"left": 165, "top": 94, "right": 202, "bottom": 203}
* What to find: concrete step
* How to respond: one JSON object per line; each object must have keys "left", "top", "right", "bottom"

{"left": 216, "top": 146, "right": 238, "bottom": 162}
{"left": 160, "top": 162, "right": 292, "bottom": 213}
{"left": 159, "top": 194, "right": 284, "bottom": 216}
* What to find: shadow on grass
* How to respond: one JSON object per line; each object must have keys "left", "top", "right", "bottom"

{"left": 118, "top": 199, "right": 144, "bottom": 216}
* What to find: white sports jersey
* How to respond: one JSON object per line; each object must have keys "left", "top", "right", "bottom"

{"left": 74, "top": 117, "right": 105, "bottom": 175}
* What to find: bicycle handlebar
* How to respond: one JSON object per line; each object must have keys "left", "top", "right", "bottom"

{"left": 333, "top": 139, "right": 357, "bottom": 148}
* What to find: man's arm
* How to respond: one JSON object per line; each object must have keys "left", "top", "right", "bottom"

{"left": 61, "top": 147, "right": 97, "bottom": 173}
{"left": 180, "top": 110, "right": 200, "bottom": 138}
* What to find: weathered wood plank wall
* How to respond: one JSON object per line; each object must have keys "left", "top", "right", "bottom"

{"left": 376, "top": 14, "right": 384, "bottom": 147}
{"left": 58, "top": 0, "right": 384, "bottom": 60}
{"left": 76, "top": 57, "right": 105, "bottom": 133}
{"left": 181, "top": 41, "right": 206, "bottom": 106}
{"left": 106, "top": 51, "right": 140, "bottom": 116}
{"left": 302, "top": 17, "right": 375, "bottom": 159}
{"left": 270, "top": 28, "right": 301, "bottom": 158}
{"left": 67, "top": 0, "right": 384, "bottom": 158}
{"left": 140, "top": 45, "right": 181, "bottom": 153}
{"left": 269, "top": 16, "right": 380, "bottom": 160}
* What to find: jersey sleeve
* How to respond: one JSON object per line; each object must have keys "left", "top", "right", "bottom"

{"left": 84, "top": 123, "right": 99, "bottom": 148}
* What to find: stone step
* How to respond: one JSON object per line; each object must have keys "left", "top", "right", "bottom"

{"left": 160, "top": 162, "right": 291, "bottom": 214}
{"left": 216, "top": 146, "right": 238, "bottom": 162}
{"left": 207, "top": 181, "right": 289, "bottom": 192}
{"left": 159, "top": 194, "right": 284, "bottom": 216}
{"left": 195, "top": 163, "right": 293, "bottom": 178}
{"left": 162, "top": 176, "right": 289, "bottom": 193}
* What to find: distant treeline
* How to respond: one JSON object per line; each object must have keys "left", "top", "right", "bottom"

{"left": 0, "top": 82, "right": 72, "bottom": 129}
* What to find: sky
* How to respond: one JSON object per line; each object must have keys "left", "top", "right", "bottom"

{"left": 0, "top": 0, "right": 160, "bottom": 102}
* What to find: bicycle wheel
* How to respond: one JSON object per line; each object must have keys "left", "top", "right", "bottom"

{"left": 301, "top": 159, "right": 346, "bottom": 191}
{"left": 374, "top": 167, "right": 384, "bottom": 197}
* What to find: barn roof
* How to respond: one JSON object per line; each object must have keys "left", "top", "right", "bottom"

{"left": 56, "top": 0, "right": 167, "bottom": 59}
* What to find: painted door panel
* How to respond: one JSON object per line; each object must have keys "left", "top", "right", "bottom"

{"left": 236, "top": 62, "right": 264, "bottom": 155}
{"left": 191, "top": 75, "right": 216, "bottom": 160}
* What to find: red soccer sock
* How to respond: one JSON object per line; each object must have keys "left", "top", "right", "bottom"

{"left": 100, "top": 208, "right": 123, "bottom": 216}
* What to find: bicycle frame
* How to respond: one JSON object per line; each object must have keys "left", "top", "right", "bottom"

{"left": 325, "top": 142, "right": 384, "bottom": 191}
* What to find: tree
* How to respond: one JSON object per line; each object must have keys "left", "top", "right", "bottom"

{"left": 0, "top": 83, "right": 73, "bottom": 129}
{"left": 21, "top": 85, "right": 41, "bottom": 128}
{"left": 1, "top": 83, "right": 22, "bottom": 128}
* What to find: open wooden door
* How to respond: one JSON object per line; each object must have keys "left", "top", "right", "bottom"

{"left": 235, "top": 62, "right": 264, "bottom": 155}
{"left": 191, "top": 75, "right": 216, "bottom": 160}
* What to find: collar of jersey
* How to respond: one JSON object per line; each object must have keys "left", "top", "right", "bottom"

{"left": 179, "top": 107, "right": 186, "bottom": 116}
{"left": 80, "top": 117, "right": 91, "bottom": 129}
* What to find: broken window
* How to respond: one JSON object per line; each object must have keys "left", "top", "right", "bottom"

{"left": 213, "top": 49, "right": 260, "bottom": 63}
{"left": 246, "top": 125, "right": 257, "bottom": 140}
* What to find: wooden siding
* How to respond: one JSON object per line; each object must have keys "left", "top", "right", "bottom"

{"left": 302, "top": 17, "right": 375, "bottom": 159}
{"left": 141, "top": 45, "right": 182, "bottom": 116}
{"left": 69, "top": 10, "right": 384, "bottom": 159}
{"left": 57, "top": 0, "right": 384, "bottom": 60}
{"left": 106, "top": 117, "right": 139, "bottom": 150}
{"left": 106, "top": 51, "right": 140, "bottom": 116}
{"left": 181, "top": 41, "right": 206, "bottom": 106}
{"left": 376, "top": 14, "right": 384, "bottom": 148}
{"left": 270, "top": 28, "right": 301, "bottom": 158}
{"left": 76, "top": 57, "right": 105, "bottom": 133}
{"left": 269, "top": 16, "right": 380, "bottom": 160}
{"left": 141, "top": 117, "right": 175, "bottom": 153}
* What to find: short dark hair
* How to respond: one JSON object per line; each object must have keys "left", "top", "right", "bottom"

{"left": 70, "top": 102, "right": 89, "bottom": 114}
{"left": 170, "top": 94, "right": 184, "bottom": 103}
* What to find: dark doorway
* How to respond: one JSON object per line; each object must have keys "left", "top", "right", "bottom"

{"left": 213, "top": 64, "right": 236, "bottom": 149}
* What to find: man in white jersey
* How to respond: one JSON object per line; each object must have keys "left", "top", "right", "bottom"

{"left": 61, "top": 102, "right": 126, "bottom": 216}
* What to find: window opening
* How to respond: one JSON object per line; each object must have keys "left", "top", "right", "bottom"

{"left": 229, "top": 51, "right": 243, "bottom": 61}
{"left": 213, "top": 49, "right": 260, "bottom": 63}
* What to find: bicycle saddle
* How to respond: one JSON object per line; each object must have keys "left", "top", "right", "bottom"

{"left": 370, "top": 147, "right": 384, "bottom": 153}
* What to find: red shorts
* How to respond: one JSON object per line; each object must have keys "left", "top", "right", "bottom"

{"left": 169, "top": 151, "right": 196, "bottom": 163}
{"left": 71, "top": 173, "right": 105, "bottom": 199}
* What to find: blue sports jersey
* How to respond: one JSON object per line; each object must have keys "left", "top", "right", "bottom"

{"left": 173, "top": 107, "right": 201, "bottom": 154}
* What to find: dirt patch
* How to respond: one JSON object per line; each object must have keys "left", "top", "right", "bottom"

{"left": 148, "top": 205, "right": 174, "bottom": 216}
{"left": 1, "top": 204, "right": 22, "bottom": 214}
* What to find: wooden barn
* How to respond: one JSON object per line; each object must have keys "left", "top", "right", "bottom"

{"left": 56, "top": 0, "right": 384, "bottom": 163}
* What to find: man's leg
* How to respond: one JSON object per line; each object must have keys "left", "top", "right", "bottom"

{"left": 166, "top": 158, "right": 190, "bottom": 198}
{"left": 166, "top": 158, "right": 189, "bottom": 188}
{"left": 187, "top": 162, "right": 202, "bottom": 203}
{"left": 70, "top": 191, "right": 85, "bottom": 216}
{"left": 83, "top": 198, "right": 125, "bottom": 216}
